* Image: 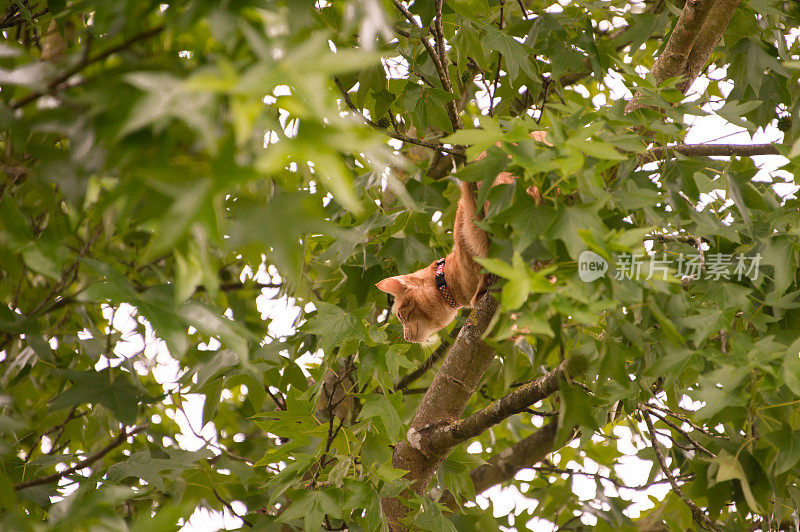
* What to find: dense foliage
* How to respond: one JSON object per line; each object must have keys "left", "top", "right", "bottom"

{"left": 1, "top": 0, "right": 800, "bottom": 530}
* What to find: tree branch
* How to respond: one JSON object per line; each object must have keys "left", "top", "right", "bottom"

{"left": 640, "top": 143, "right": 780, "bottom": 163}
{"left": 0, "top": 8, "right": 48, "bottom": 30}
{"left": 642, "top": 409, "right": 720, "bottom": 531}
{"left": 23, "top": 407, "right": 86, "bottom": 463}
{"left": 213, "top": 486, "right": 254, "bottom": 528}
{"left": 11, "top": 25, "right": 165, "bottom": 109}
{"left": 651, "top": 0, "right": 716, "bottom": 85}
{"left": 678, "top": 0, "right": 741, "bottom": 93}
{"left": 382, "top": 292, "right": 499, "bottom": 528}
{"left": 439, "top": 421, "right": 557, "bottom": 509}
{"left": 643, "top": 404, "right": 715, "bottom": 458}
{"left": 333, "top": 77, "right": 463, "bottom": 156}
{"left": 625, "top": 0, "right": 743, "bottom": 112}
{"left": 391, "top": 0, "right": 461, "bottom": 131}
{"left": 410, "top": 357, "right": 586, "bottom": 455}
{"left": 14, "top": 425, "right": 147, "bottom": 490}
{"left": 625, "top": 0, "right": 721, "bottom": 112}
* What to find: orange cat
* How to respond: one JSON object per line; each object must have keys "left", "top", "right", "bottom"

{"left": 377, "top": 131, "right": 548, "bottom": 343}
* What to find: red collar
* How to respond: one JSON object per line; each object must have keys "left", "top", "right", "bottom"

{"left": 434, "top": 258, "right": 460, "bottom": 309}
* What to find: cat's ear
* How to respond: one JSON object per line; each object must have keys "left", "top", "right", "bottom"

{"left": 376, "top": 276, "right": 407, "bottom": 296}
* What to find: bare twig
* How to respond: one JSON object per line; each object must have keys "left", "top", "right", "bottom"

{"left": 310, "top": 362, "right": 356, "bottom": 488}
{"left": 23, "top": 407, "right": 86, "bottom": 462}
{"left": 265, "top": 387, "right": 287, "bottom": 411}
{"left": 643, "top": 405, "right": 715, "bottom": 458}
{"left": 515, "top": 0, "right": 529, "bottom": 20}
{"left": 536, "top": 76, "right": 551, "bottom": 123}
{"left": 646, "top": 402, "right": 729, "bottom": 440}
{"left": 645, "top": 231, "right": 706, "bottom": 271}
{"left": 490, "top": 1, "right": 505, "bottom": 118}
{"left": 0, "top": 8, "right": 48, "bottom": 30}
{"left": 533, "top": 463, "right": 694, "bottom": 491}
{"left": 212, "top": 486, "right": 254, "bottom": 528}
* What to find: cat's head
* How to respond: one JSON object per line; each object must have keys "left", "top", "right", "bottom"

{"left": 376, "top": 264, "right": 458, "bottom": 343}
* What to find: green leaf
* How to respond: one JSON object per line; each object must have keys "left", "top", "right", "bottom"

{"left": 414, "top": 496, "right": 458, "bottom": 532}
{"left": 557, "top": 379, "right": 599, "bottom": 444}
{"left": 567, "top": 138, "right": 626, "bottom": 161}
{"left": 303, "top": 302, "right": 364, "bottom": 353}
{"left": 50, "top": 369, "right": 141, "bottom": 425}
{"left": 709, "top": 450, "right": 763, "bottom": 513}
{"left": 357, "top": 393, "right": 403, "bottom": 441}
{"left": 546, "top": 205, "right": 606, "bottom": 259}
{"left": 280, "top": 489, "right": 342, "bottom": 532}
{"left": 476, "top": 253, "right": 532, "bottom": 310}
{"left": 783, "top": 344, "right": 800, "bottom": 396}
{"left": 121, "top": 72, "right": 215, "bottom": 146}
{"left": 483, "top": 25, "right": 537, "bottom": 81}
{"left": 765, "top": 429, "right": 800, "bottom": 475}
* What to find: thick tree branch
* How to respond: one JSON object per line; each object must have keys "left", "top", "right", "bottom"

{"left": 14, "top": 425, "right": 147, "bottom": 490}
{"left": 383, "top": 293, "right": 589, "bottom": 527}
{"left": 679, "top": 0, "right": 741, "bottom": 93}
{"left": 650, "top": 0, "right": 715, "bottom": 85}
{"left": 641, "top": 142, "right": 779, "bottom": 163}
{"left": 626, "top": 0, "right": 739, "bottom": 112}
{"left": 382, "top": 292, "right": 499, "bottom": 528}
{"left": 410, "top": 357, "right": 586, "bottom": 455}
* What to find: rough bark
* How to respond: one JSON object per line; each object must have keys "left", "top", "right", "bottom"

{"left": 410, "top": 358, "right": 585, "bottom": 455}
{"left": 382, "top": 309, "right": 588, "bottom": 527}
{"left": 626, "top": 0, "right": 741, "bottom": 112}
{"left": 650, "top": 0, "right": 716, "bottom": 85}
{"left": 381, "top": 292, "right": 499, "bottom": 528}
{"left": 678, "top": 0, "right": 742, "bottom": 93}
